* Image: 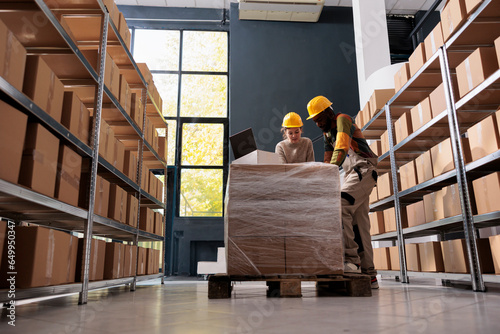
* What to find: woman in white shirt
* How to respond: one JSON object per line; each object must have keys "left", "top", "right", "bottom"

{"left": 275, "top": 112, "right": 315, "bottom": 163}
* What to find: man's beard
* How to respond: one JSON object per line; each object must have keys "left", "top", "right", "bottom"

{"left": 320, "top": 118, "right": 332, "bottom": 132}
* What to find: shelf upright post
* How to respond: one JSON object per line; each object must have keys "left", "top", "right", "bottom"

{"left": 385, "top": 104, "right": 409, "bottom": 283}
{"left": 78, "top": 11, "right": 109, "bottom": 305}
{"left": 162, "top": 151, "right": 168, "bottom": 283}
{"left": 131, "top": 85, "right": 148, "bottom": 291}
{"left": 439, "top": 46, "right": 485, "bottom": 292}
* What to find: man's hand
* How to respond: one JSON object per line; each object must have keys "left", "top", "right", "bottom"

{"left": 323, "top": 151, "right": 333, "bottom": 164}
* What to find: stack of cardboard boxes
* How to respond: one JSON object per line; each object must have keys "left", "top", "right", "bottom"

{"left": 225, "top": 162, "right": 343, "bottom": 276}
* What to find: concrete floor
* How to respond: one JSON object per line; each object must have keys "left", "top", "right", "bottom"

{"left": 1, "top": 277, "right": 500, "bottom": 334}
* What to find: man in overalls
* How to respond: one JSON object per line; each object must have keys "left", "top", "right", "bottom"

{"left": 307, "top": 96, "right": 379, "bottom": 288}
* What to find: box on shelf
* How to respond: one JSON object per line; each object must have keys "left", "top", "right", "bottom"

{"left": 157, "top": 178, "right": 164, "bottom": 202}
{"left": 423, "top": 189, "right": 445, "bottom": 223}
{"left": 158, "top": 136, "right": 168, "bottom": 163}
{"left": 146, "top": 248, "right": 156, "bottom": 275}
{"left": 23, "top": 56, "right": 64, "bottom": 123}
{"left": 442, "top": 183, "right": 462, "bottom": 218}
{"left": 19, "top": 123, "right": 60, "bottom": 198}
{"left": 477, "top": 238, "right": 495, "bottom": 274}
{"left": 467, "top": 113, "right": 500, "bottom": 162}
{"left": 465, "top": 0, "right": 484, "bottom": 15}
{"left": 103, "top": 0, "right": 120, "bottom": 27}
{"left": 0, "top": 221, "right": 6, "bottom": 277}
{"left": 388, "top": 246, "right": 400, "bottom": 271}
{"left": 377, "top": 172, "right": 393, "bottom": 200}
{"left": 137, "top": 63, "right": 154, "bottom": 89}
{"left": 149, "top": 171, "right": 157, "bottom": 198}
{"left": 126, "top": 193, "right": 139, "bottom": 227}
{"left": 380, "top": 130, "right": 390, "bottom": 154}
{"left": 419, "top": 241, "right": 445, "bottom": 272}
{"left": 406, "top": 200, "right": 426, "bottom": 227}
{"left": 55, "top": 144, "right": 82, "bottom": 207}
{"left": 430, "top": 138, "right": 454, "bottom": 177}
{"left": 409, "top": 43, "right": 426, "bottom": 77}
{"left": 399, "top": 160, "right": 417, "bottom": 191}
{"left": 373, "top": 247, "right": 390, "bottom": 270}
{"left": 429, "top": 83, "right": 446, "bottom": 118}
{"left": 61, "top": 91, "right": 90, "bottom": 145}
{"left": 118, "top": 12, "right": 131, "bottom": 50}
{"left": 441, "top": 0, "right": 468, "bottom": 41}
{"left": 104, "top": 242, "right": 124, "bottom": 279}
{"left": 112, "top": 138, "right": 125, "bottom": 172}
{"left": 94, "top": 175, "right": 111, "bottom": 217}
{"left": 496, "top": 37, "right": 500, "bottom": 72}
{"left": 369, "top": 186, "right": 378, "bottom": 204}
{"left": 119, "top": 76, "right": 132, "bottom": 117}
{"left": 489, "top": 234, "right": 500, "bottom": 274}
{"left": 355, "top": 110, "right": 364, "bottom": 129}
{"left": 424, "top": 22, "right": 444, "bottom": 61}
{"left": 0, "top": 19, "right": 27, "bottom": 91}
{"left": 383, "top": 207, "right": 408, "bottom": 233}
{"left": 415, "top": 150, "right": 434, "bottom": 184}
{"left": 104, "top": 52, "right": 120, "bottom": 99}
{"left": 139, "top": 207, "right": 154, "bottom": 233}
{"left": 369, "top": 141, "right": 381, "bottom": 157}
{"left": 0, "top": 101, "right": 27, "bottom": 184}
{"left": 472, "top": 172, "right": 500, "bottom": 215}
{"left": 410, "top": 97, "right": 433, "bottom": 132}
{"left": 394, "top": 111, "right": 413, "bottom": 144}
{"left": 123, "top": 245, "right": 137, "bottom": 277}
{"left": 76, "top": 238, "right": 106, "bottom": 281}
{"left": 155, "top": 212, "right": 164, "bottom": 236}
{"left": 124, "top": 150, "right": 138, "bottom": 182}
{"left": 369, "top": 89, "right": 394, "bottom": 118}
{"left": 109, "top": 184, "right": 127, "bottom": 224}
{"left": 137, "top": 247, "right": 147, "bottom": 275}
{"left": 130, "top": 92, "right": 144, "bottom": 129}
{"left": 405, "top": 243, "right": 421, "bottom": 271}
{"left": 456, "top": 47, "right": 498, "bottom": 98}
{"left": 394, "top": 62, "right": 410, "bottom": 92}
{"left": 369, "top": 211, "right": 384, "bottom": 235}
{"left": 441, "top": 239, "right": 468, "bottom": 273}
{"left": 51, "top": 231, "right": 78, "bottom": 285}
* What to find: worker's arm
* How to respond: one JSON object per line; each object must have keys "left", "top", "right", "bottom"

{"left": 330, "top": 114, "right": 353, "bottom": 166}
{"left": 275, "top": 142, "right": 287, "bottom": 164}
{"left": 323, "top": 134, "right": 334, "bottom": 163}
{"left": 323, "top": 151, "right": 333, "bottom": 163}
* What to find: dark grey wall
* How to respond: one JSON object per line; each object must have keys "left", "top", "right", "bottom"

{"left": 230, "top": 4, "right": 359, "bottom": 161}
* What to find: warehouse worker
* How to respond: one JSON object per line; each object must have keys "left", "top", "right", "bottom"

{"left": 307, "top": 96, "right": 379, "bottom": 288}
{"left": 275, "top": 112, "right": 315, "bottom": 163}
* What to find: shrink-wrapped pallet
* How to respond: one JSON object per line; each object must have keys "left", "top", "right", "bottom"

{"left": 225, "top": 162, "right": 343, "bottom": 276}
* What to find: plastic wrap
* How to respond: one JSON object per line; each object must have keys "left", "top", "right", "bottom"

{"left": 225, "top": 162, "right": 343, "bottom": 276}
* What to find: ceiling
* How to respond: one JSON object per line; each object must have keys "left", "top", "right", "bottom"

{"left": 114, "top": 0, "right": 445, "bottom": 15}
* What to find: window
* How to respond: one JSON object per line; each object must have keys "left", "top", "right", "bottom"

{"left": 133, "top": 29, "right": 228, "bottom": 218}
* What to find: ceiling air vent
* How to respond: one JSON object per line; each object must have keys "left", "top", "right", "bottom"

{"left": 238, "top": 0, "right": 325, "bottom": 22}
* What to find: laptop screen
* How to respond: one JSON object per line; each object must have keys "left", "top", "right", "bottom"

{"left": 229, "top": 128, "right": 258, "bottom": 160}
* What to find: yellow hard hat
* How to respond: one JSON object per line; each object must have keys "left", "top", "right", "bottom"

{"left": 307, "top": 96, "right": 332, "bottom": 120}
{"left": 282, "top": 112, "right": 303, "bottom": 128}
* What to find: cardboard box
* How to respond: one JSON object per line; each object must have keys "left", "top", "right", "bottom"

{"left": 415, "top": 150, "right": 434, "bottom": 184}
{"left": 429, "top": 83, "right": 447, "bottom": 119}
{"left": 369, "top": 141, "right": 381, "bottom": 157}
{"left": 394, "top": 112, "right": 413, "bottom": 144}
{"left": 61, "top": 92, "right": 90, "bottom": 145}
{"left": 0, "top": 101, "right": 27, "bottom": 184}
{"left": 146, "top": 248, "right": 156, "bottom": 275}
{"left": 124, "top": 150, "right": 138, "bottom": 182}
{"left": 158, "top": 136, "right": 168, "bottom": 163}
{"left": 123, "top": 245, "right": 137, "bottom": 277}
{"left": 377, "top": 172, "right": 393, "bottom": 200}
{"left": 369, "top": 89, "right": 394, "bottom": 118}
{"left": 410, "top": 97, "right": 433, "bottom": 132}
{"left": 109, "top": 184, "right": 127, "bottom": 224}
{"left": 373, "top": 247, "right": 390, "bottom": 270}
{"left": 430, "top": 138, "right": 454, "bottom": 176}
{"left": 489, "top": 234, "right": 500, "bottom": 274}
{"left": 137, "top": 63, "right": 154, "bottom": 89}
{"left": 361, "top": 102, "right": 371, "bottom": 128}
{"left": 406, "top": 200, "right": 426, "bottom": 227}
{"left": 380, "top": 130, "right": 390, "bottom": 154}
{"left": 465, "top": 0, "right": 483, "bottom": 15}
{"left": 119, "top": 75, "right": 131, "bottom": 116}
{"left": 285, "top": 237, "right": 343, "bottom": 275}
{"left": 227, "top": 237, "right": 286, "bottom": 275}
{"left": 112, "top": 138, "right": 125, "bottom": 172}
{"left": 94, "top": 175, "right": 110, "bottom": 217}
{"left": 477, "top": 238, "right": 495, "bottom": 274}
{"left": 424, "top": 22, "right": 444, "bottom": 61}
{"left": 423, "top": 189, "right": 445, "bottom": 223}
{"left": 19, "top": 123, "right": 60, "bottom": 198}
{"left": 118, "top": 12, "right": 131, "bottom": 50}
{"left": 139, "top": 207, "right": 154, "bottom": 233}
{"left": 369, "top": 186, "right": 378, "bottom": 204}
{"left": 131, "top": 92, "right": 144, "bottom": 129}
{"left": 106, "top": 125, "right": 115, "bottom": 164}
{"left": 388, "top": 246, "right": 400, "bottom": 271}
{"left": 103, "top": 0, "right": 120, "bottom": 27}
{"left": 155, "top": 212, "right": 164, "bottom": 236}
{"left": 383, "top": 207, "right": 408, "bottom": 232}
{"left": 369, "top": 212, "right": 384, "bottom": 235}
{"left": 441, "top": 0, "right": 467, "bottom": 41}
{"left": 467, "top": 114, "right": 500, "bottom": 162}
{"left": 355, "top": 110, "right": 364, "bottom": 129}
{"left": 0, "top": 220, "right": 7, "bottom": 278}
{"left": 76, "top": 238, "right": 106, "bottom": 281}
{"left": 137, "top": 247, "right": 147, "bottom": 275}
{"left": 400, "top": 160, "right": 417, "bottom": 191}
{"left": 104, "top": 242, "right": 124, "bottom": 279}
{"left": 442, "top": 183, "right": 462, "bottom": 218}
{"left": 149, "top": 171, "right": 157, "bottom": 197}
{"left": 472, "top": 172, "right": 500, "bottom": 215}
{"left": 157, "top": 178, "right": 164, "bottom": 202}
{"left": 0, "top": 19, "right": 27, "bottom": 91}
{"left": 456, "top": 47, "right": 498, "bottom": 98}
{"left": 496, "top": 37, "right": 500, "bottom": 74}
{"left": 104, "top": 52, "right": 120, "bottom": 99}
{"left": 127, "top": 193, "right": 139, "bottom": 227}
{"left": 51, "top": 231, "right": 78, "bottom": 285}
{"left": 55, "top": 145, "right": 82, "bottom": 207}
{"left": 23, "top": 56, "right": 64, "bottom": 122}
{"left": 394, "top": 62, "right": 410, "bottom": 92}
{"left": 419, "top": 242, "right": 445, "bottom": 272}
{"left": 409, "top": 43, "right": 426, "bottom": 77}
{"left": 441, "top": 239, "right": 468, "bottom": 273}
{"left": 405, "top": 243, "right": 421, "bottom": 271}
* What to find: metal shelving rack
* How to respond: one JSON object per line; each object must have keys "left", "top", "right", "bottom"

{"left": 0, "top": 0, "right": 168, "bottom": 305}
{"left": 363, "top": 0, "right": 500, "bottom": 291}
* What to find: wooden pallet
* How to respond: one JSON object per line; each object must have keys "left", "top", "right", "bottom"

{"left": 208, "top": 273, "right": 372, "bottom": 299}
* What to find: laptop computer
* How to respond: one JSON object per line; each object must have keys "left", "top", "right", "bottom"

{"left": 229, "top": 128, "right": 258, "bottom": 160}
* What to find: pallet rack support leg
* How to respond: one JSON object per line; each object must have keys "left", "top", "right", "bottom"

{"left": 439, "top": 46, "right": 485, "bottom": 292}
